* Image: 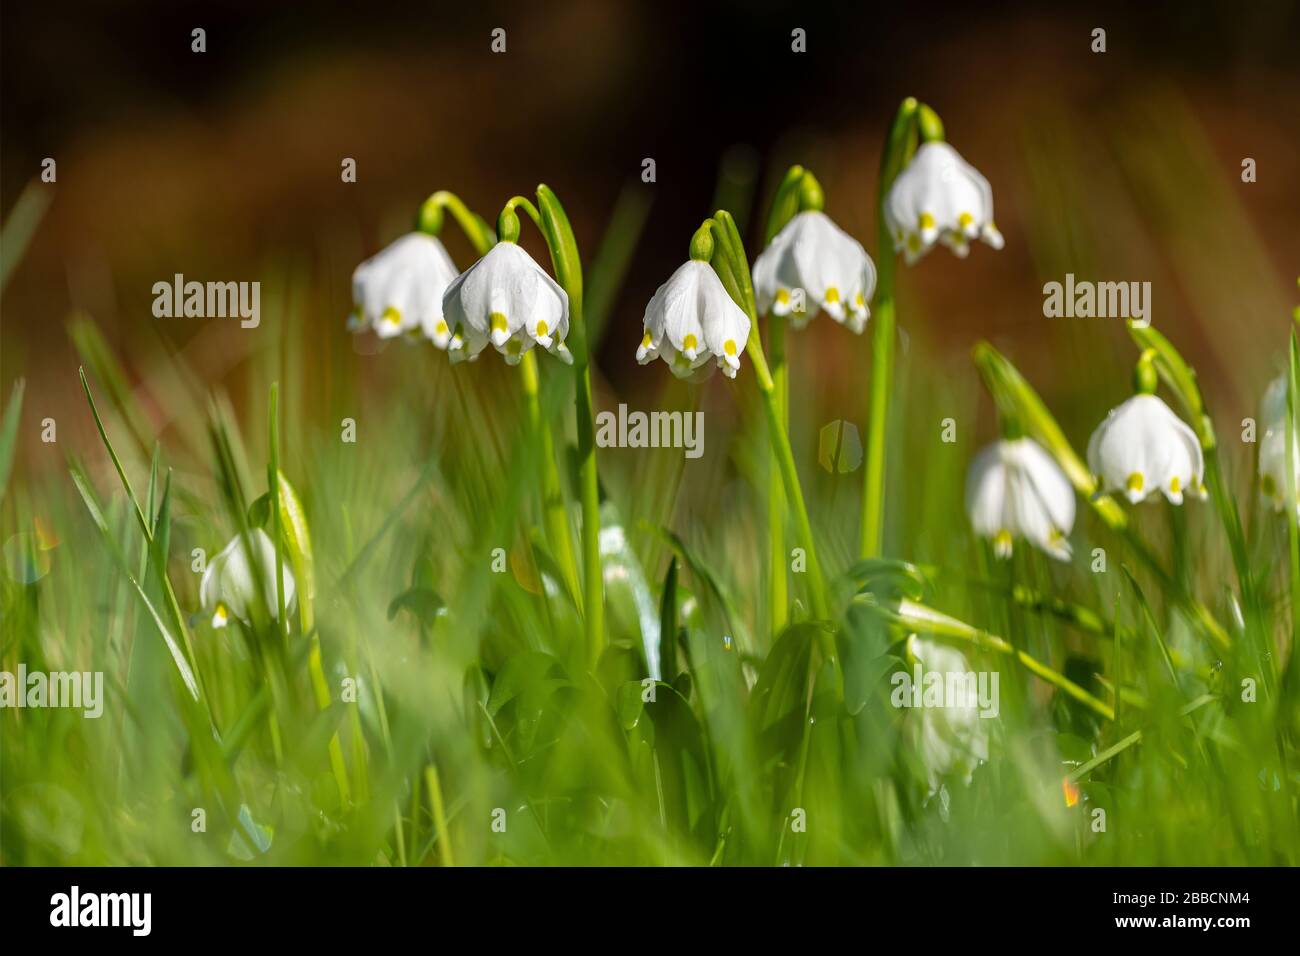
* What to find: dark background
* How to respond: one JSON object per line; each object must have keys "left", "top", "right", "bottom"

{"left": 3, "top": 0, "right": 1298, "bottom": 460}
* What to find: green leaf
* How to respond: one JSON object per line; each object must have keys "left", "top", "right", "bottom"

{"left": 247, "top": 492, "right": 271, "bottom": 528}
{"left": 751, "top": 622, "right": 820, "bottom": 734}
{"left": 659, "top": 557, "right": 679, "bottom": 681}
{"left": 69, "top": 463, "right": 199, "bottom": 701}
{"left": 535, "top": 184, "right": 586, "bottom": 360}
{"left": 842, "top": 557, "right": 931, "bottom": 601}
{"left": 276, "top": 470, "right": 315, "bottom": 632}
{"left": 762, "top": 165, "right": 806, "bottom": 246}
{"left": 387, "top": 586, "right": 446, "bottom": 626}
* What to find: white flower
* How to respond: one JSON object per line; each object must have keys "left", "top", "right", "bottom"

{"left": 905, "top": 635, "right": 989, "bottom": 795}
{"left": 441, "top": 241, "right": 572, "bottom": 365}
{"left": 636, "top": 260, "right": 751, "bottom": 379}
{"left": 965, "top": 438, "right": 1075, "bottom": 561}
{"left": 752, "top": 211, "right": 877, "bottom": 334}
{"left": 348, "top": 233, "right": 461, "bottom": 345}
{"left": 1258, "top": 374, "right": 1299, "bottom": 512}
{"left": 1086, "top": 393, "right": 1206, "bottom": 505}
{"left": 885, "top": 141, "right": 1004, "bottom": 265}
{"left": 199, "top": 529, "right": 296, "bottom": 629}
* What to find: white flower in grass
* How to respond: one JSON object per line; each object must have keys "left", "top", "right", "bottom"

{"left": 1258, "top": 374, "right": 1299, "bottom": 512}
{"left": 965, "top": 437, "right": 1075, "bottom": 561}
{"left": 348, "top": 233, "right": 460, "bottom": 344}
{"left": 885, "top": 142, "right": 1004, "bottom": 265}
{"left": 637, "top": 260, "right": 751, "bottom": 379}
{"left": 441, "top": 241, "right": 572, "bottom": 366}
{"left": 1086, "top": 393, "right": 1206, "bottom": 505}
{"left": 200, "top": 529, "right": 296, "bottom": 629}
{"left": 906, "top": 635, "right": 989, "bottom": 796}
{"left": 752, "top": 211, "right": 877, "bottom": 334}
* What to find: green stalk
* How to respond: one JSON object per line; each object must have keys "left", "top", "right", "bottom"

{"left": 432, "top": 190, "right": 584, "bottom": 614}
{"left": 514, "top": 186, "right": 606, "bottom": 669}
{"left": 860, "top": 98, "right": 919, "bottom": 558}
{"left": 859, "top": 595, "right": 1115, "bottom": 721}
{"left": 768, "top": 315, "right": 788, "bottom": 631}
{"left": 519, "top": 349, "right": 582, "bottom": 607}
{"left": 418, "top": 191, "right": 495, "bottom": 251}
{"left": 710, "top": 211, "right": 829, "bottom": 622}
{"left": 760, "top": 166, "right": 805, "bottom": 634}
{"left": 425, "top": 765, "right": 455, "bottom": 867}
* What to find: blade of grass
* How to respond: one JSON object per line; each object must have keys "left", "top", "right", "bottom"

{"left": 0, "top": 378, "right": 25, "bottom": 500}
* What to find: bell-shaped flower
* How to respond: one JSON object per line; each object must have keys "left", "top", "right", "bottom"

{"left": 1258, "top": 374, "right": 1299, "bottom": 512}
{"left": 904, "top": 635, "right": 990, "bottom": 796}
{"left": 1086, "top": 393, "right": 1206, "bottom": 505}
{"left": 441, "top": 241, "right": 572, "bottom": 365}
{"left": 752, "top": 211, "right": 877, "bottom": 334}
{"left": 348, "top": 233, "right": 461, "bottom": 345}
{"left": 637, "top": 260, "right": 751, "bottom": 379}
{"left": 199, "top": 528, "right": 296, "bottom": 629}
{"left": 965, "top": 437, "right": 1075, "bottom": 561}
{"left": 885, "top": 141, "right": 1004, "bottom": 265}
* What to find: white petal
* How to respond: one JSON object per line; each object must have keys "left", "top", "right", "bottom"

{"left": 886, "top": 142, "right": 1002, "bottom": 264}
{"left": 442, "top": 242, "right": 568, "bottom": 362}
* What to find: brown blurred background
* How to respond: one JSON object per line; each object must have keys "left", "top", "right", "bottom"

{"left": 3, "top": 0, "right": 1299, "bottom": 471}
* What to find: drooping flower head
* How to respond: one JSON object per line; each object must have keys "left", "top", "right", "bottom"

{"left": 348, "top": 233, "right": 461, "bottom": 344}
{"left": 637, "top": 224, "right": 751, "bottom": 379}
{"left": 885, "top": 141, "right": 1004, "bottom": 265}
{"left": 752, "top": 210, "right": 877, "bottom": 334}
{"left": 441, "top": 240, "right": 572, "bottom": 366}
{"left": 1087, "top": 393, "right": 1206, "bottom": 505}
{"left": 966, "top": 437, "right": 1075, "bottom": 561}
{"left": 199, "top": 528, "right": 296, "bottom": 629}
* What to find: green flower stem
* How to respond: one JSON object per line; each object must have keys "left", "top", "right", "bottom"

{"left": 519, "top": 349, "right": 582, "bottom": 607}
{"left": 419, "top": 191, "right": 495, "bottom": 251}
{"left": 531, "top": 186, "right": 606, "bottom": 669}
{"left": 760, "top": 167, "right": 806, "bottom": 635}
{"left": 425, "top": 764, "right": 455, "bottom": 867}
{"left": 860, "top": 98, "right": 920, "bottom": 559}
{"left": 861, "top": 302, "right": 896, "bottom": 558}
{"left": 859, "top": 595, "right": 1115, "bottom": 721}
{"left": 709, "top": 210, "right": 829, "bottom": 623}
{"left": 767, "top": 315, "right": 789, "bottom": 632}
{"left": 438, "top": 192, "right": 584, "bottom": 617}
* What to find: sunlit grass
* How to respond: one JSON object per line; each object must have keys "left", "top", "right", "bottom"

{"left": 2, "top": 92, "right": 1298, "bottom": 867}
